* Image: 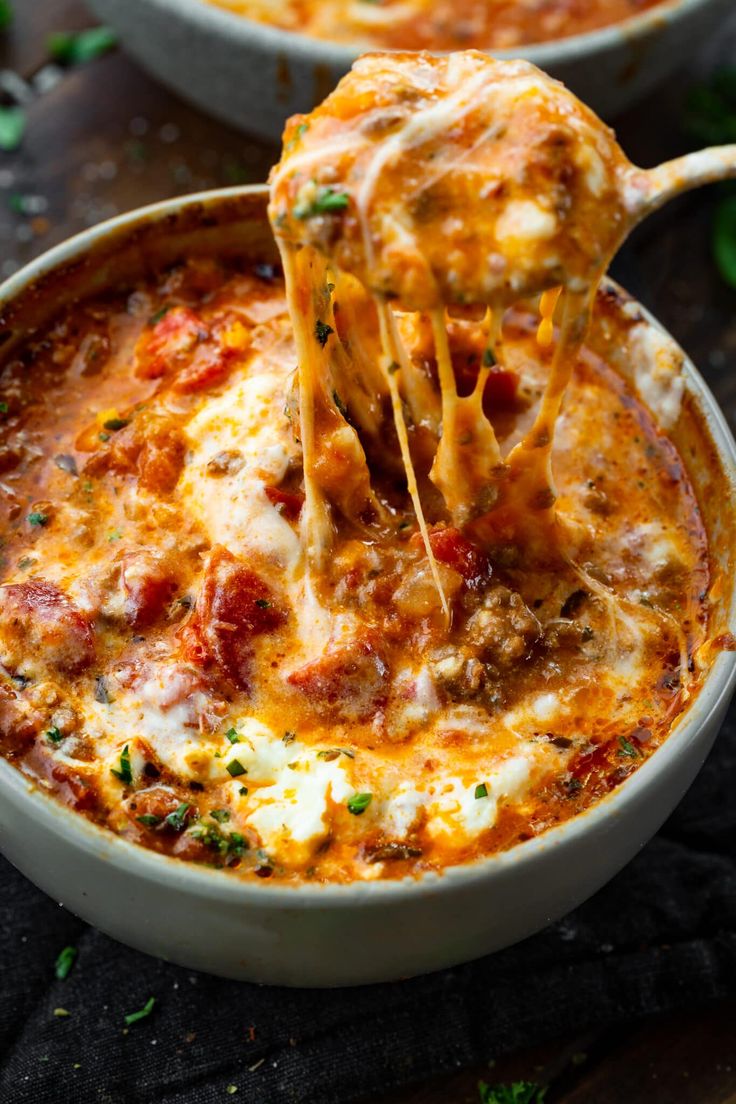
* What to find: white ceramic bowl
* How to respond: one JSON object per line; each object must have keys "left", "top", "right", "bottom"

{"left": 0, "top": 186, "right": 734, "bottom": 986}
{"left": 87, "top": 0, "right": 731, "bottom": 140}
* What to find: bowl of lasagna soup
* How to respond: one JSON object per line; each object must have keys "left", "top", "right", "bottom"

{"left": 0, "top": 185, "right": 733, "bottom": 986}
{"left": 88, "top": 0, "right": 734, "bottom": 141}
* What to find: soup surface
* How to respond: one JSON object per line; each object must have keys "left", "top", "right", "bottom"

{"left": 0, "top": 253, "right": 713, "bottom": 882}
{"left": 205, "top": 0, "right": 668, "bottom": 50}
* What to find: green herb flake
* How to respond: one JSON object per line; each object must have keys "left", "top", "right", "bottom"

{"left": 618, "top": 736, "right": 640, "bottom": 759}
{"left": 0, "top": 401, "right": 8, "bottom": 413}
{"left": 148, "top": 305, "right": 171, "bottom": 326}
{"left": 107, "top": 529, "right": 123, "bottom": 542}
{"left": 102, "top": 417, "right": 129, "bottom": 432}
{"left": 226, "top": 759, "right": 247, "bottom": 778}
{"left": 317, "top": 747, "right": 355, "bottom": 761}
{"left": 54, "top": 945, "right": 77, "bottom": 981}
{"left": 123, "top": 995, "right": 155, "bottom": 1027}
{"left": 474, "top": 782, "right": 489, "bottom": 799}
{"left": 0, "top": 107, "right": 25, "bottom": 152}
{"left": 164, "top": 802, "right": 190, "bottom": 832}
{"left": 238, "top": 785, "right": 249, "bottom": 796}
{"left": 482, "top": 347, "right": 497, "bottom": 367}
{"left": 110, "top": 744, "right": 132, "bottom": 785}
{"left": 294, "top": 187, "right": 349, "bottom": 219}
{"left": 347, "top": 792, "right": 372, "bottom": 816}
{"left": 478, "top": 1081, "right": 547, "bottom": 1104}
{"left": 315, "top": 319, "right": 334, "bottom": 347}
{"left": 27, "top": 511, "right": 49, "bottom": 527}
{"left": 387, "top": 360, "right": 400, "bottom": 375}
{"left": 255, "top": 598, "right": 271, "bottom": 609}
{"left": 225, "top": 727, "right": 240, "bottom": 744}
{"left": 46, "top": 726, "right": 64, "bottom": 744}
{"left": 283, "top": 730, "right": 296, "bottom": 745}
{"left": 210, "top": 808, "right": 230, "bottom": 823}
{"left": 136, "top": 814, "right": 162, "bottom": 828}
{"left": 47, "top": 26, "right": 117, "bottom": 66}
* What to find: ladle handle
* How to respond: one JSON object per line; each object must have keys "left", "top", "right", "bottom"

{"left": 628, "top": 144, "right": 736, "bottom": 220}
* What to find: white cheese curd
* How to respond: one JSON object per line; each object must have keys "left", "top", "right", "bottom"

{"left": 246, "top": 755, "right": 353, "bottom": 861}
{"left": 531, "top": 692, "right": 560, "bottom": 722}
{"left": 495, "top": 200, "right": 557, "bottom": 245}
{"left": 224, "top": 724, "right": 354, "bottom": 860}
{"left": 84, "top": 689, "right": 217, "bottom": 783}
{"left": 179, "top": 366, "right": 302, "bottom": 572}
{"left": 628, "top": 320, "right": 684, "bottom": 430}
{"left": 382, "top": 754, "right": 532, "bottom": 843}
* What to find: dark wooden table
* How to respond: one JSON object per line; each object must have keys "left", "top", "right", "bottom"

{"left": 1, "top": 3, "right": 734, "bottom": 1101}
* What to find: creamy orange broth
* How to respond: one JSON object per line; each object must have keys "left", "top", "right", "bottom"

{"left": 0, "top": 255, "right": 712, "bottom": 882}
{"left": 206, "top": 0, "right": 668, "bottom": 50}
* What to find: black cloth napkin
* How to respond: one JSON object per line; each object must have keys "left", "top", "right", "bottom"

{"left": 1, "top": 697, "right": 734, "bottom": 1104}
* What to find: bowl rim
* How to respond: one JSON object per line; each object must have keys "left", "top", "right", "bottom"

{"left": 131, "top": 0, "right": 722, "bottom": 69}
{"left": 0, "top": 183, "right": 734, "bottom": 908}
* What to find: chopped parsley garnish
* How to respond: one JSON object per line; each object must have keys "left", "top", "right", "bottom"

{"left": 110, "top": 744, "right": 132, "bottom": 784}
{"left": 283, "top": 730, "right": 296, "bottom": 745}
{"left": 225, "top": 727, "right": 240, "bottom": 744}
{"left": 0, "top": 107, "right": 25, "bottom": 152}
{"left": 347, "top": 792, "right": 372, "bottom": 816}
{"left": 482, "top": 347, "right": 497, "bottom": 367}
{"left": 164, "top": 803, "right": 190, "bottom": 831}
{"left": 210, "top": 808, "right": 230, "bottom": 823}
{"left": 148, "top": 305, "right": 171, "bottom": 326}
{"left": 46, "top": 727, "right": 64, "bottom": 744}
{"left": 238, "top": 786, "right": 249, "bottom": 796}
{"left": 192, "top": 822, "right": 246, "bottom": 858}
{"left": 102, "top": 417, "right": 129, "bottom": 431}
{"left": 387, "top": 361, "right": 400, "bottom": 375}
{"left": 255, "top": 598, "right": 271, "bottom": 608}
{"left": 315, "top": 319, "right": 334, "bottom": 347}
{"left": 474, "top": 782, "right": 489, "bottom": 799}
{"left": 54, "top": 946, "right": 77, "bottom": 980}
{"left": 123, "top": 995, "right": 155, "bottom": 1027}
{"left": 47, "top": 26, "right": 117, "bottom": 65}
{"left": 317, "top": 747, "right": 355, "bottom": 761}
{"left": 293, "top": 186, "right": 349, "bottom": 220}
{"left": 136, "top": 814, "right": 162, "bottom": 828}
{"left": 618, "top": 736, "right": 640, "bottom": 759}
{"left": 226, "top": 759, "right": 247, "bottom": 778}
{"left": 27, "top": 511, "right": 49, "bottom": 527}
{"left": 478, "top": 1081, "right": 547, "bottom": 1104}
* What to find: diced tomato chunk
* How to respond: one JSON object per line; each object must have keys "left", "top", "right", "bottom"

{"left": 425, "top": 527, "right": 491, "bottom": 589}
{"left": 0, "top": 580, "right": 95, "bottom": 675}
{"left": 170, "top": 345, "right": 235, "bottom": 394}
{"left": 287, "top": 638, "right": 388, "bottom": 722}
{"left": 50, "top": 762, "right": 98, "bottom": 811}
{"left": 84, "top": 411, "right": 186, "bottom": 494}
{"left": 179, "top": 547, "right": 284, "bottom": 690}
{"left": 135, "top": 306, "right": 206, "bottom": 380}
{"left": 121, "top": 550, "right": 177, "bottom": 629}
{"left": 264, "top": 485, "right": 304, "bottom": 521}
